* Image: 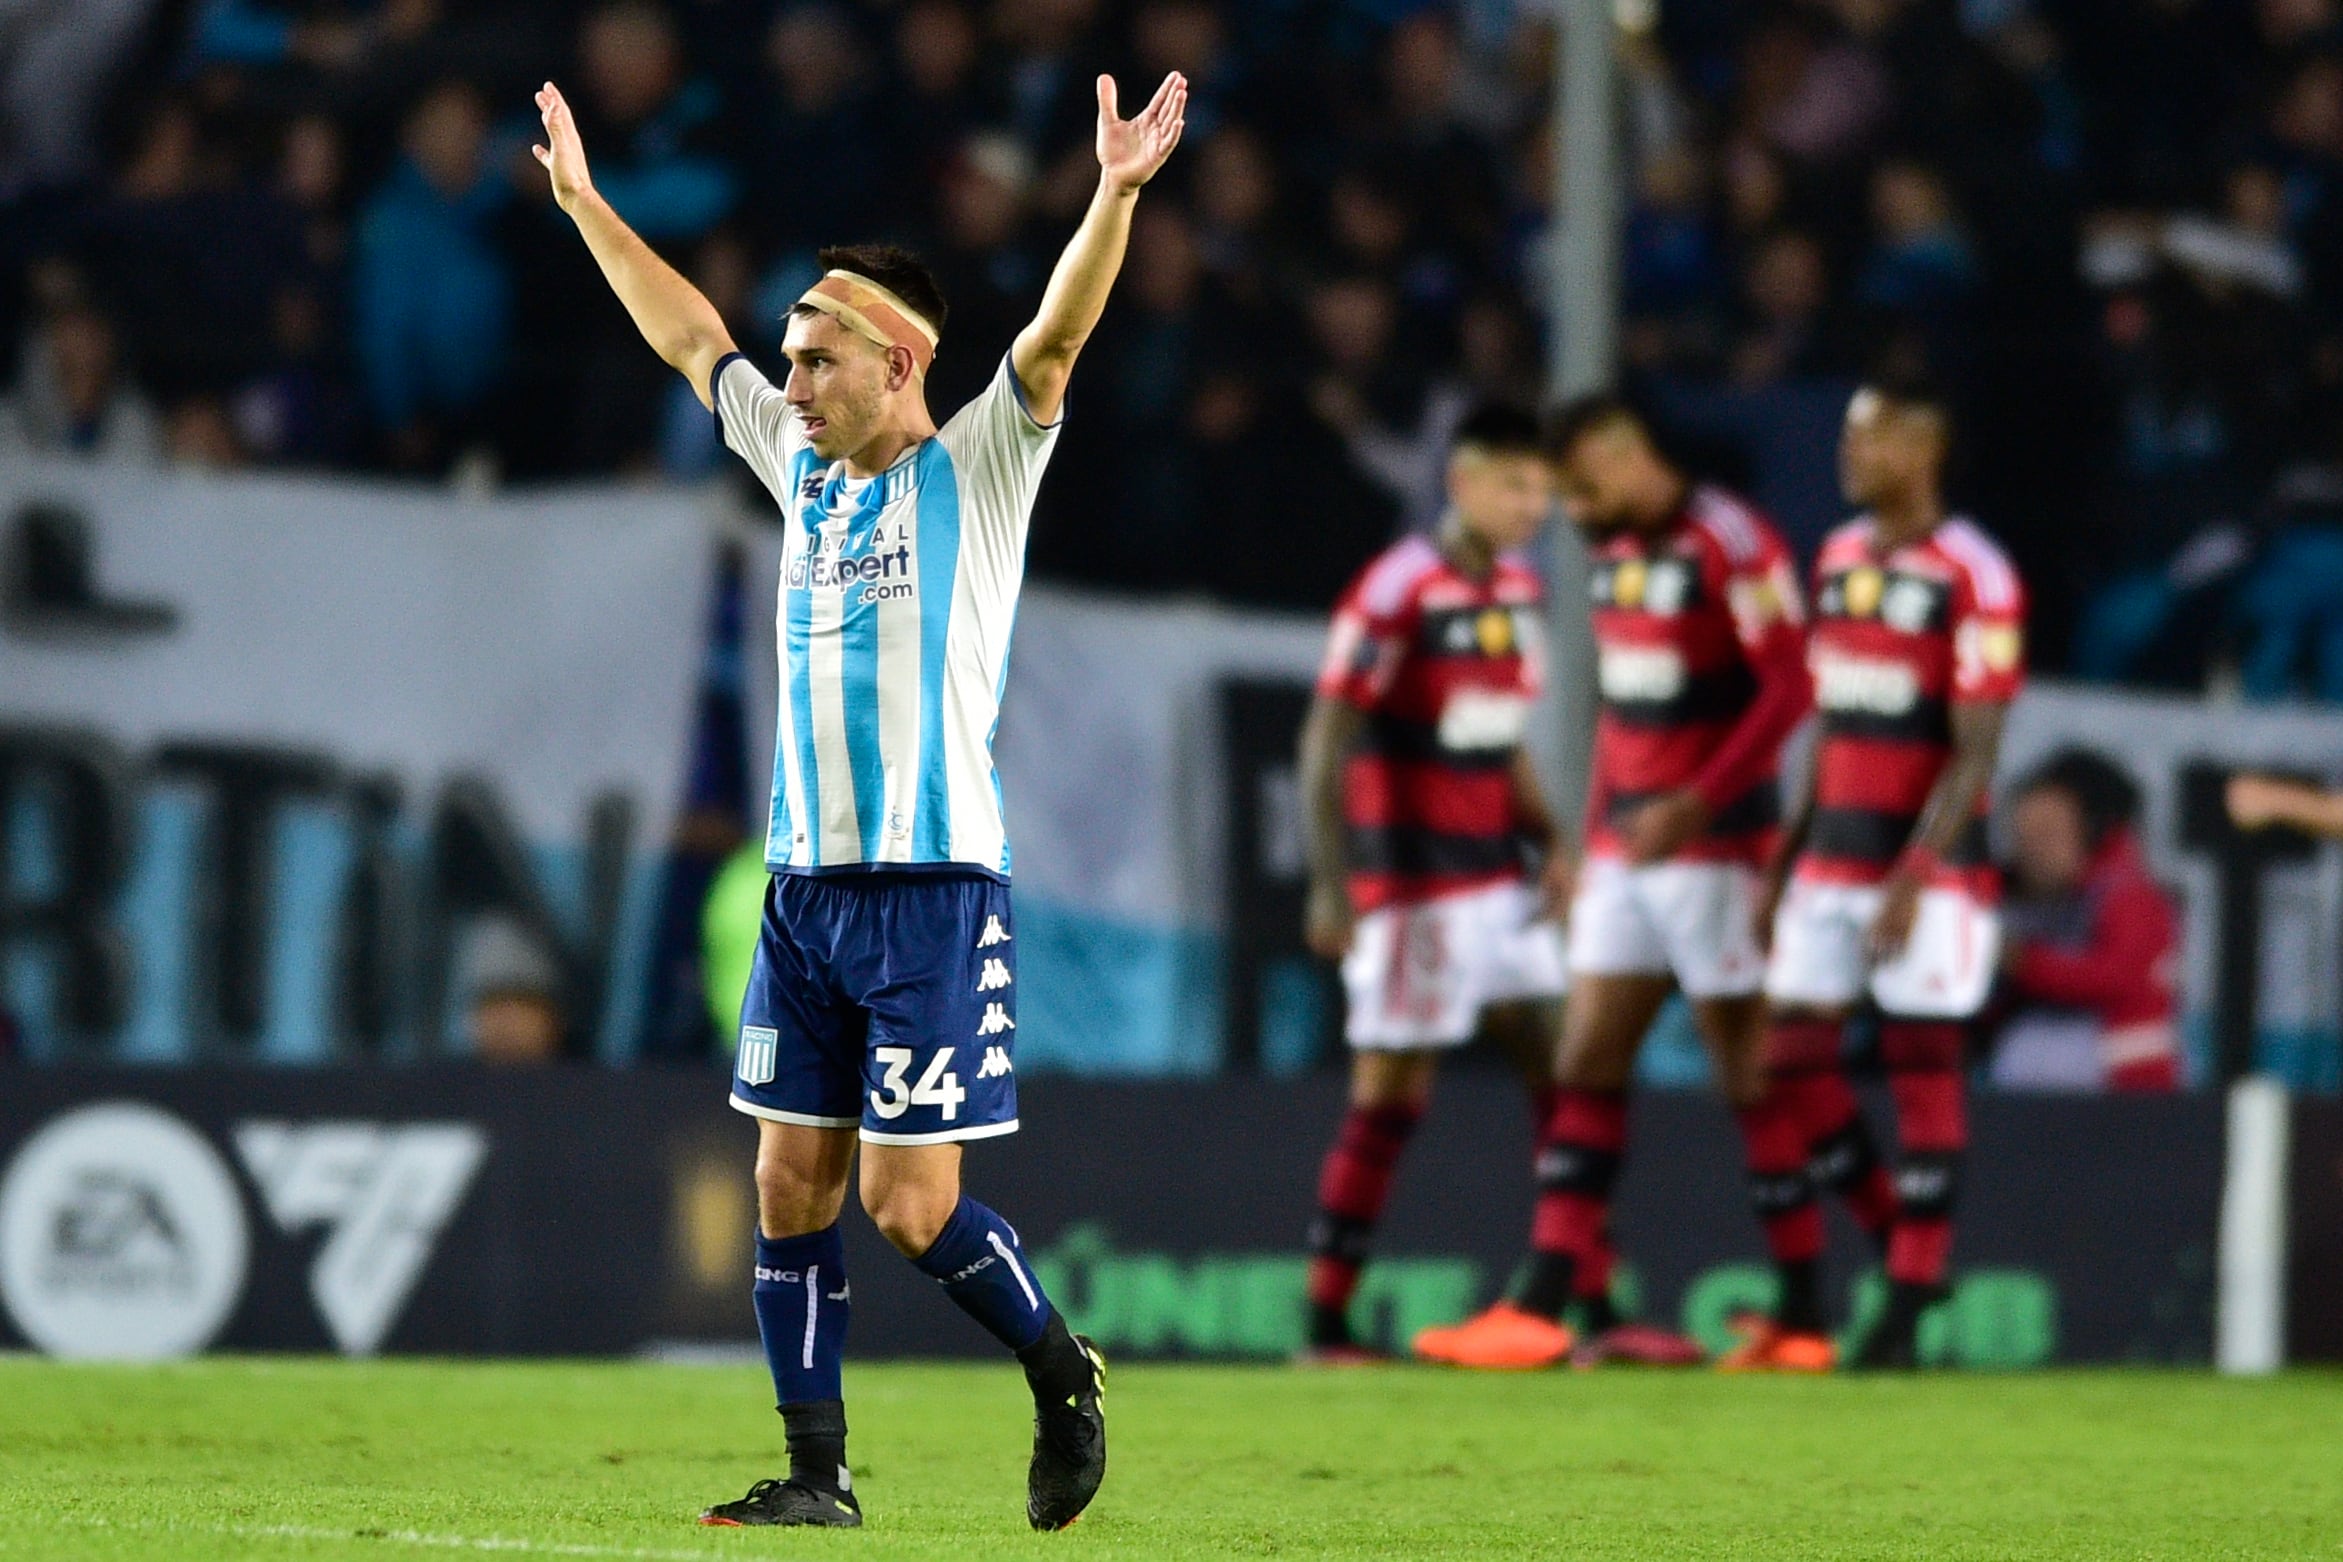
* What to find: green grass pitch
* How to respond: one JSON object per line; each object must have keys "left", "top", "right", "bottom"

{"left": 2, "top": 1357, "right": 2338, "bottom": 1560}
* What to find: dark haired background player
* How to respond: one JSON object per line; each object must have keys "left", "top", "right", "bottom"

{"left": 531, "top": 68, "right": 1186, "bottom": 1527}
{"left": 1297, "top": 404, "right": 1573, "bottom": 1364}
{"left": 1734, "top": 376, "right": 2027, "bottom": 1371}
{"left": 1414, "top": 398, "right": 1817, "bottom": 1370}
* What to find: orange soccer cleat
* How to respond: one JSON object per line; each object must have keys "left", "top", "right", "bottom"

{"left": 1412, "top": 1301, "right": 1576, "bottom": 1369}
{"left": 1715, "top": 1317, "right": 1837, "bottom": 1373}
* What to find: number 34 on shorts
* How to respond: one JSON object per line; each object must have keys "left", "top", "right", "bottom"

{"left": 869, "top": 1046, "right": 968, "bottom": 1122}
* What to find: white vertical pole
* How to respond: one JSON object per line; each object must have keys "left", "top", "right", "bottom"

{"left": 1537, "top": 0, "right": 1620, "bottom": 825}
{"left": 2216, "top": 1075, "right": 2292, "bottom": 1375}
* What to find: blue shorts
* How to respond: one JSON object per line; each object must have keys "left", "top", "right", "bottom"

{"left": 729, "top": 871, "right": 1019, "bottom": 1145}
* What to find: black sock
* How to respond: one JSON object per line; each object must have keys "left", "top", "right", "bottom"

{"left": 1513, "top": 1251, "right": 1577, "bottom": 1320}
{"left": 1307, "top": 1301, "right": 1354, "bottom": 1349}
{"left": 1576, "top": 1289, "right": 1622, "bottom": 1337}
{"left": 1774, "top": 1259, "right": 1823, "bottom": 1334}
{"left": 1016, "top": 1309, "right": 1092, "bottom": 1405}
{"left": 780, "top": 1399, "right": 849, "bottom": 1494}
{"left": 1879, "top": 1280, "right": 1939, "bottom": 1333}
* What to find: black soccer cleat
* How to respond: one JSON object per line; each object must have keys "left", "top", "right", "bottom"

{"left": 1026, "top": 1334, "right": 1107, "bottom": 1531}
{"left": 697, "top": 1477, "right": 862, "bottom": 1528}
{"left": 1845, "top": 1280, "right": 1952, "bottom": 1372}
{"left": 1844, "top": 1315, "right": 1920, "bottom": 1371}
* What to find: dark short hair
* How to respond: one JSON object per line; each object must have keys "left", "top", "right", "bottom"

{"left": 1544, "top": 392, "right": 1651, "bottom": 459}
{"left": 798, "top": 243, "right": 950, "bottom": 338}
{"left": 2019, "top": 747, "right": 2143, "bottom": 847}
{"left": 1450, "top": 402, "right": 1544, "bottom": 461}
{"left": 1860, "top": 363, "right": 1955, "bottom": 433}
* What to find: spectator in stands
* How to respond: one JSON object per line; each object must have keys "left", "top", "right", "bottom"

{"left": 166, "top": 394, "right": 248, "bottom": 469}
{"left": 0, "top": 301, "right": 162, "bottom": 464}
{"left": 187, "top": 0, "right": 440, "bottom": 76}
{"left": 1189, "top": 123, "right": 1283, "bottom": 308}
{"left": 231, "top": 285, "right": 359, "bottom": 467}
{"left": 353, "top": 78, "right": 510, "bottom": 470}
{"left": 1992, "top": 749, "right": 2182, "bottom": 1093}
{"left": 571, "top": 1, "right": 734, "bottom": 243}
{"left": 0, "top": 0, "right": 159, "bottom": 197}
{"left": 457, "top": 916, "right": 566, "bottom": 1064}
{"left": 1729, "top": 227, "right": 1842, "bottom": 386}
{"left": 741, "top": 5, "right": 884, "bottom": 252}
{"left": 887, "top": 0, "right": 985, "bottom": 190}
{"left": 1857, "top": 159, "right": 1979, "bottom": 334}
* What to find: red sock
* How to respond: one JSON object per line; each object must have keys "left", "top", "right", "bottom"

{"left": 1736, "top": 1094, "right": 1824, "bottom": 1264}
{"left": 1769, "top": 1015, "right": 1897, "bottom": 1241}
{"left": 1880, "top": 1021, "right": 1967, "bottom": 1289}
{"left": 1306, "top": 1101, "right": 1424, "bottom": 1310}
{"left": 1529, "top": 1088, "right": 1629, "bottom": 1263}
{"left": 1573, "top": 1226, "right": 1618, "bottom": 1303}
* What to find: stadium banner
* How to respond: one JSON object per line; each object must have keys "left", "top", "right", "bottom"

{"left": 0, "top": 1068, "right": 2220, "bottom": 1365}
{"left": 0, "top": 459, "right": 716, "bottom": 1062}
{"left": 2288, "top": 1096, "right": 2343, "bottom": 1362}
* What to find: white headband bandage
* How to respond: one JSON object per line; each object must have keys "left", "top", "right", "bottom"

{"left": 795, "top": 270, "right": 940, "bottom": 378}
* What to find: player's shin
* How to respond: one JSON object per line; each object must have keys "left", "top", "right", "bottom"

{"left": 752, "top": 1226, "right": 853, "bottom": 1492}
{"left": 911, "top": 1196, "right": 1086, "bottom": 1384}
{"left": 1768, "top": 1013, "right": 1898, "bottom": 1246}
{"left": 1305, "top": 1100, "right": 1425, "bottom": 1345}
{"left": 1880, "top": 1018, "right": 1967, "bottom": 1305}
{"left": 1734, "top": 1094, "right": 1827, "bottom": 1333}
{"left": 1517, "top": 1088, "right": 1628, "bottom": 1318}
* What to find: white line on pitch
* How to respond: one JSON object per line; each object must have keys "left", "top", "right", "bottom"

{"left": 67, "top": 1515, "right": 739, "bottom": 1560}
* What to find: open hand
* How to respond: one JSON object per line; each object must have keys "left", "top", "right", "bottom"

{"left": 1096, "top": 72, "right": 1187, "bottom": 194}
{"left": 531, "top": 81, "right": 594, "bottom": 212}
{"left": 1305, "top": 879, "right": 1357, "bottom": 962}
{"left": 1622, "top": 788, "right": 1711, "bottom": 865}
{"left": 1868, "top": 871, "right": 1923, "bottom": 961}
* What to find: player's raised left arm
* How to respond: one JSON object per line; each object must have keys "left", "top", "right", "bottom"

{"left": 1009, "top": 72, "right": 1187, "bottom": 424}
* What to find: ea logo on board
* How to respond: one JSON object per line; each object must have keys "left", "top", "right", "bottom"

{"left": 0, "top": 1102, "right": 250, "bottom": 1359}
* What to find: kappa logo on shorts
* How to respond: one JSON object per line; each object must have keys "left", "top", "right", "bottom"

{"left": 977, "top": 1003, "right": 1016, "bottom": 1036}
{"left": 738, "top": 1026, "right": 779, "bottom": 1086}
{"left": 978, "top": 1045, "right": 1013, "bottom": 1079}
{"left": 978, "top": 957, "right": 1012, "bottom": 992}
{"left": 977, "top": 915, "right": 1011, "bottom": 948}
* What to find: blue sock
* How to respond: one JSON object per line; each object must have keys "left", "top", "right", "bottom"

{"left": 753, "top": 1226, "right": 850, "bottom": 1407}
{"left": 911, "top": 1197, "right": 1051, "bottom": 1351}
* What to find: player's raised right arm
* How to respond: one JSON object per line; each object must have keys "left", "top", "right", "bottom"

{"left": 533, "top": 82, "right": 736, "bottom": 410}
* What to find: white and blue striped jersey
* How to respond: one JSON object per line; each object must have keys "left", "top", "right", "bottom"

{"left": 714, "top": 351, "right": 1059, "bottom": 878}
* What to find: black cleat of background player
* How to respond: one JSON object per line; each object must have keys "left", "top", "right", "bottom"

{"left": 1026, "top": 1335, "right": 1108, "bottom": 1530}
{"left": 697, "top": 1476, "right": 862, "bottom": 1527}
{"left": 1844, "top": 1316, "right": 1921, "bottom": 1371}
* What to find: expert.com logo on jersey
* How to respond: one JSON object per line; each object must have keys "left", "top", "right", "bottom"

{"left": 0, "top": 1101, "right": 485, "bottom": 1360}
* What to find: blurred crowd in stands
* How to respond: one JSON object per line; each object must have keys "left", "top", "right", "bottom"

{"left": 8, "top": 0, "right": 2343, "bottom": 688}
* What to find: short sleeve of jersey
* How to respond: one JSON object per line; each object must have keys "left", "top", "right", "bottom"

{"left": 1720, "top": 527, "right": 1806, "bottom": 658}
{"left": 712, "top": 353, "right": 806, "bottom": 508}
{"left": 934, "top": 354, "right": 1062, "bottom": 566}
{"left": 1951, "top": 549, "right": 2028, "bottom": 703}
{"left": 1315, "top": 577, "right": 1413, "bottom": 711}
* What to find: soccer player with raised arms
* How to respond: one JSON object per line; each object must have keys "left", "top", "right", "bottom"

{"left": 530, "top": 67, "right": 1186, "bottom": 1529}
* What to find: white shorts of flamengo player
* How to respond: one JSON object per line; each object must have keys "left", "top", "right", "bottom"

{"left": 1341, "top": 879, "right": 1568, "bottom": 1050}
{"left": 1762, "top": 875, "right": 2000, "bottom": 1019}
{"left": 1565, "top": 855, "right": 1768, "bottom": 999}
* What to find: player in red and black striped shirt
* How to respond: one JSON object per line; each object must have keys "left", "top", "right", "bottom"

{"left": 1415, "top": 397, "right": 1819, "bottom": 1370}
{"left": 1297, "top": 405, "right": 1573, "bottom": 1361}
{"left": 1736, "top": 374, "right": 2027, "bottom": 1371}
